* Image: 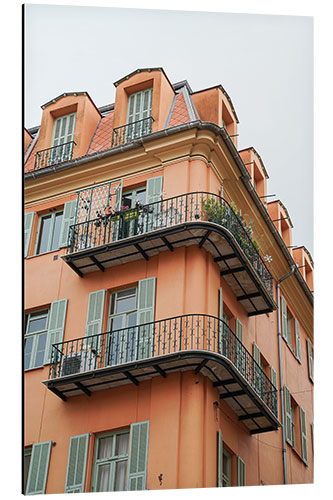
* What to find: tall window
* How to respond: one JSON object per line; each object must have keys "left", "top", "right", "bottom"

{"left": 35, "top": 210, "right": 63, "bottom": 255}
{"left": 108, "top": 288, "right": 138, "bottom": 365}
{"left": 24, "top": 310, "right": 49, "bottom": 370}
{"left": 24, "top": 448, "right": 32, "bottom": 493}
{"left": 92, "top": 430, "right": 130, "bottom": 492}
{"left": 127, "top": 89, "right": 153, "bottom": 140}
{"left": 222, "top": 450, "right": 231, "bottom": 487}
{"left": 51, "top": 113, "right": 76, "bottom": 163}
{"left": 121, "top": 187, "right": 146, "bottom": 237}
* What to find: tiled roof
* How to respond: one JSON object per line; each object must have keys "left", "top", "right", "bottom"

{"left": 24, "top": 142, "right": 38, "bottom": 173}
{"left": 87, "top": 111, "right": 114, "bottom": 155}
{"left": 167, "top": 93, "right": 191, "bottom": 128}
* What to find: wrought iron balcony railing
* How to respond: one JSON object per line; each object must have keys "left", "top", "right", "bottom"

{"left": 34, "top": 141, "right": 75, "bottom": 170}
{"left": 67, "top": 192, "right": 273, "bottom": 297}
{"left": 111, "top": 117, "right": 153, "bottom": 147}
{"left": 48, "top": 313, "right": 278, "bottom": 417}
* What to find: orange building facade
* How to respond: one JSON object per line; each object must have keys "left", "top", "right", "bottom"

{"left": 24, "top": 68, "right": 314, "bottom": 494}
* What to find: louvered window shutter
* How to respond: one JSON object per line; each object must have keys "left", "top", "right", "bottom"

{"left": 145, "top": 176, "right": 163, "bottom": 232}
{"left": 137, "top": 278, "right": 156, "bottom": 360}
{"left": 299, "top": 407, "right": 308, "bottom": 464}
{"left": 307, "top": 339, "right": 314, "bottom": 382}
{"left": 52, "top": 113, "right": 76, "bottom": 147}
{"left": 59, "top": 200, "right": 77, "bottom": 248}
{"left": 146, "top": 176, "right": 163, "bottom": 205}
{"left": 85, "top": 290, "right": 106, "bottom": 337}
{"left": 294, "top": 318, "right": 301, "bottom": 362}
{"left": 281, "top": 296, "right": 287, "bottom": 340}
{"left": 26, "top": 441, "right": 52, "bottom": 495}
{"left": 44, "top": 299, "right": 68, "bottom": 364}
{"left": 284, "top": 386, "right": 292, "bottom": 445}
{"left": 235, "top": 318, "right": 243, "bottom": 374}
{"left": 237, "top": 456, "right": 246, "bottom": 486}
{"left": 235, "top": 318, "right": 243, "bottom": 342}
{"left": 218, "top": 288, "right": 223, "bottom": 354}
{"left": 64, "top": 434, "right": 90, "bottom": 493}
{"left": 217, "top": 429, "right": 223, "bottom": 487}
{"left": 24, "top": 212, "right": 34, "bottom": 258}
{"left": 127, "top": 421, "right": 150, "bottom": 491}
{"left": 270, "top": 366, "right": 277, "bottom": 388}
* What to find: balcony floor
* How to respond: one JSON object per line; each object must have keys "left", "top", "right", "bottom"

{"left": 43, "top": 349, "right": 280, "bottom": 434}
{"left": 63, "top": 221, "right": 276, "bottom": 316}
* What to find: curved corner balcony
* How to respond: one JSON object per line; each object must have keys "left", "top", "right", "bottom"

{"left": 63, "top": 192, "right": 276, "bottom": 316}
{"left": 43, "top": 314, "right": 279, "bottom": 434}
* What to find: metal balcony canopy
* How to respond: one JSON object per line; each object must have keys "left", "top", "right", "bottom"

{"left": 43, "top": 313, "right": 279, "bottom": 434}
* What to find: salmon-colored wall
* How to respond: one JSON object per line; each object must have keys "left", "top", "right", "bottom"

{"left": 24, "top": 147, "right": 313, "bottom": 490}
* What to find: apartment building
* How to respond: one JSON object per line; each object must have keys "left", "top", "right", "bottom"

{"left": 24, "top": 67, "right": 314, "bottom": 494}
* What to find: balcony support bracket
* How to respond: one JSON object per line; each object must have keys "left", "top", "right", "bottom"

{"left": 75, "top": 382, "right": 91, "bottom": 397}
{"left": 134, "top": 244, "right": 149, "bottom": 261}
{"left": 238, "top": 412, "right": 263, "bottom": 421}
{"left": 220, "top": 390, "right": 245, "bottom": 399}
{"left": 90, "top": 256, "right": 105, "bottom": 272}
{"left": 250, "top": 426, "right": 277, "bottom": 435}
{"left": 161, "top": 236, "right": 174, "bottom": 252}
{"left": 199, "top": 230, "right": 212, "bottom": 248}
{"left": 124, "top": 371, "right": 140, "bottom": 386}
{"left": 48, "top": 386, "right": 67, "bottom": 402}
{"left": 194, "top": 359, "right": 208, "bottom": 374}
{"left": 153, "top": 364, "right": 167, "bottom": 378}
{"left": 237, "top": 292, "right": 261, "bottom": 301}
{"left": 220, "top": 266, "right": 245, "bottom": 276}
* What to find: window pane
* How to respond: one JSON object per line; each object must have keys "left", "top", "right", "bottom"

{"left": 50, "top": 212, "right": 63, "bottom": 250}
{"left": 37, "top": 215, "right": 52, "bottom": 254}
{"left": 98, "top": 436, "right": 114, "bottom": 459}
{"left": 34, "top": 333, "right": 47, "bottom": 367}
{"left": 121, "top": 194, "right": 132, "bottom": 209}
{"left": 127, "top": 312, "right": 137, "bottom": 328}
{"left": 117, "top": 288, "right": 136, "bottom": 299}
{"left": 114, "top": 460, "right": 127, "bottom": 491}
{"left": 96, "top": 463, "right": 111, "bottom": 492}
{"left": 115, "top": 433, "right": 129, "bottom": 456}
{"left": 116, "top": 295, "right": 136, "bottom": 314}
{"left": 136, "top": 190, "right": 146, "bottom": 205}
{"left": 110, "top": 315, "right": 123, "bottom": 332}
{"left": 27, "top": 314, "right": 48, "bottom": 334}
{"left": 24, "top": 337, "right": 34, "bottom": 370}
{"left": 24, "top": 451, "right": 32, "bottom": 493}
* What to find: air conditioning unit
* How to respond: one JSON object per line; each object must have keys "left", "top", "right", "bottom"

{"left": 61, "top": 346, "right": 97, "bottom": 376}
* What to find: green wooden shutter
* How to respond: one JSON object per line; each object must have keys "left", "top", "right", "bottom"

{"left": 311, "top": 422, "right": 314, "bottom": 453}
{"left": 235, "top": 318, "right": 243, "bottom": 373}
{"left": 26, "top": 441, "right": 52, "bottom": 495}
{"left": 217, "top": 429, "right": 223, "bottom": 487}
{"left": 64, "top": 434, "right": 90, "bottom": 493}
{"left": 299, "top": 407, "right": 308, "bottom": 464}
{"left": 127, "top": 421, "right": 150, "bottom": 491}
{"left": 253, "top": 342, "right": 261, "bottom": 393}
{"left": 44, "top": 298, "right": 68, "bottom": 364}
{"left": 59, "top": 200, "right": 77, "bottom": 248}
{"left": 307, "top": 339, "right": 314, "bottom": 382}
{"left": 146, "top": 176, "right": 163, "bottom": 205}
{"left": 137, "top": 278, "right": 156, "bottom": 360}
{"left": 145, "top": 176, "right": 163, "bottom": 232}
{"left": 281, "top": 296, "right": 287, "bottom": 340}
{"left": 237, "top": 456, "right": 246, "bottom": 486}
{"left": 52, "top": 113, "right": 76, "bottom": 147}
{"left": 294, "top": 318, "right": 301, "bottom": 362}
{"left": 270, "top": 366, "right": 277, "bottom": 388}
{"left": 284, "top": 386, "right": 292, "bottom": 445}
{"left": 218, "top": 288, "right": 223, "bottom": 354}
{"left": 24, "top": 212, "right": 34, "bottom": 258}
{"left": 85, "top": 290, "right": 105, "bottom": 337}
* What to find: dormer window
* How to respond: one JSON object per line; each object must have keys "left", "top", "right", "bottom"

{"left": 127, "top": 89, "right": 153, "bottom": 139}
{"left": 51, "top": 112, "right": 76, "bottom": 162}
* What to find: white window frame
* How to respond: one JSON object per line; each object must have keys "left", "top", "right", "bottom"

{"left": 24, "top": 310, "right": 49, "bottom": 370}
{"left": 35, "top": 209, "right": 64, "bottom": 255}
{"left": 92, "top": 429, "right": 130, "bottom": 492}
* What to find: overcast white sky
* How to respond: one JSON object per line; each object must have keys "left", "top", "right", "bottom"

{"left": 24, "top": 2, "right": 313, "bottom": 256}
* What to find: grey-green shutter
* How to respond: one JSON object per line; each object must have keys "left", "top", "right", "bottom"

{"left": 237, "top": 456, "right": 246, "bottom": 486}
{"left": 235, "top": 318, "right": 243, "bottom": 373}
{"left": 52, "top": 113, "right": 76, "bottom": 147}
{"left": 145, "top": 176, "right": 163, "bottom": 232}
{"left": 24, "top": 212, "right": 34, "bottom": 257}
{"left": 253, "top": 342, "right": 261, "bottom": 392}
{"left": 44, "top": 298, "right": 68, "bottom": 364}
{"left": 217, "top": 429, "right": 223, "bottom": 487}
{"left": 294, "top": 318, "right": 301, "bottom": 362}
{"left": 59, "top": 200, "right": 77, "bottom": 248}
{"left": 284, "top": 386, "right": 292, "bottom": 445}
{"left": 307, "top": 339, "right": 314, "bottom": 382}
{"left": 299, "top": 407, "right": 308, "bottom": 464}
{"left": 85, "top": 290, "right": 106, "bottom": 337}
{"left": 111, "top": 180, "right": 123, "bottom": 242}
{"left": 270, "top": 366, "right": 277, "bottom": 388}
{"left": 137, "top": 278, "right": 156, "bottom": 360}
{"left": 218, "top": 288, "right": 223, "bottom": 354}
{"left": 64, "top": 434, "right": 89, "bottom": 493}
{"left": 127, "top": 421, "right": 150, "bottom": 491}
{"left": 146, "top": 176, "right": 163, "bottom": 205}
{"left": 26, "top": 441, "right": 52, "bottom": 495}
{"left": 281, "top": 296, "right": 287, "bottom": 341}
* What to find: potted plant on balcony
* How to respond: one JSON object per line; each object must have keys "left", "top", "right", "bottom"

{"left": 202, "top": 197, "right": 227, "bottom": 223}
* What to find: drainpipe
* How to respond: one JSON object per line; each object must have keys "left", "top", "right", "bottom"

{"left": 276, "top": 264, "right": 296, "bottom": 485}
